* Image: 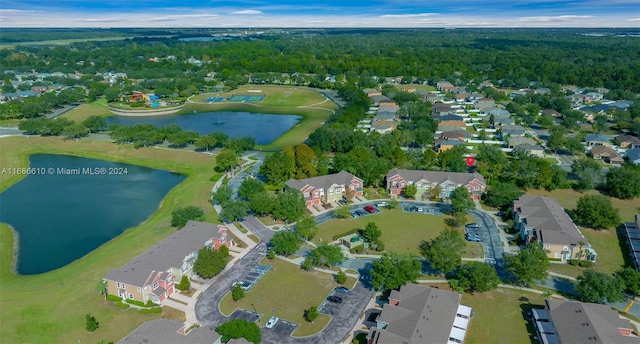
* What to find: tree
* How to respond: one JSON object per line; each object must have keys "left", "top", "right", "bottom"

{"left": 171, "top": 206, "right": 205, "bottom": 227}
{"left": 504, "top": 243, "right": 550, "bottom": 286}
{"left": 248, "top": 191, "right": 275, "bottom": 217}
{"left": 334, "top": 205, "right": 351, "bottom": 219}
{"left": 238, "top": 178, "right": 265, "bottom": 200}
{"left": 616, "top": 267, "right": 640, "bottom": 297}
{"left": 82, "top": 115, "right": 107, "bottom": 133}
{"left": 547, "top": 126, "right": 566, "bottom": 152}
{"left": 215, "top": 149, "right": 238, "bottom": 173}
{"left": 259, "top": 151, "right": 291, "bottom": 186}
{"left": 295, "top": 215, "right": 318, "bottom": 240}
{"left": 370, "top": 253, "right": 422, "bottom": 291}
{"left": 420, "top": 229, "right": 465, "bottom": 274}
{"left": 212, "top": 185, "right": 233, "bottom": 205}
{"left": 85, "top": 314, "right": 99, "bottom": 332}
{"left": 97, "top": 280, "right": 108, "bottom": 301}
{"left": 273, "top": 189, "right": 306, "bottom": 223}
{"left": 304, "top": 306, "right": 319, "bottom": 323}
{"left": 575, "top": 270, "right": 624, "bottom": 303}
{"left": 484, "top": 183, "right": 523, "bottom": 209}
{"left": 450, "top": 186, "right": 474, "bottom": 214}
{"left": 571, "top": 157, "right": 604, "bottom": 191}
{"left": 454, "top": 261, "right": 500, "bottom": 293}
{"left": 573, "top": 195, "right": 620, "bottom": 229}
{"left": 336, "top": 270, "right": 347, "bottom": 284}
{"left": 269, "top": 231, "right": 302, "bottom": 256}
{"left": 361, "top": 222, "right": 382, "bottom": 243}
{"left": 220, "top": 200, "right": 249, "bottom": 222}
{"left": 216, "top": 319, "right": 261, "bottom": 344}
{"left": 232, "top": 284, "right": 245, "bottom": 301}
{"left": 193, "top": 246, "right": 227, "bottom": 279}
{"left": 403, "top": 184, "right": 418, "bottom": 198}
{"left": 304, "top": 244, "right": 346, "bottom": 268}
{"left": 174, "top": 274, "right": 190, "bottom": 290}
{"left": 606, "top": 166, "right": 640, "bottom": 199}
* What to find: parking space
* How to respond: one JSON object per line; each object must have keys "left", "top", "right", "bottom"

{"left": 350, "top": 204, "right": 381, "bottom": 218}
{"left": 230, "top": 308, "right": 261, "bottom": 323}
{"left": 402, "top": 204, "right": 444, "bottom": 215}
{"left": 268, "top": 319, "right": 299, "bottom": 337}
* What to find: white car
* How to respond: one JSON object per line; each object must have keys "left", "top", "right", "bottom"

{"left": 265, "top": 316, "right": 279, "bottom": 329}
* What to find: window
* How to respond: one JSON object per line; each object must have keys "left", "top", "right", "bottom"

{"left": 304, "top": 192, "right": 309, "bottom": 197}
{"left": 116, "top": 282, "right": 121, "bottom": 289}
{"left": 328, "top": 189, "right": 333, "bottom": 194}
{"left": 392, "top": 181, "right": 397, "bottom": 187}
{"left": 128, "top": 293, "right": 134, "bottom": 299}
{"left": 545, "top": 244, "right": 551, "bottom": 249}
{"left": 137, "top": 287, "right": 141, "bottom": 292}
{"left": 153, "top": 282, "right": 159, "bottom": 290}
{"left": 416, "top": 183, "right": 421, "bottom": 188}
{"left": 554, "top": 253, "right": 560, "bottom": 258}
{"left": 474, "top": 186, "right": 480, "bottom": 191}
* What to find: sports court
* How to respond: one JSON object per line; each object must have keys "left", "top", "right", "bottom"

{"left": 205, "top": 96, "right": 225, "bottom": 103}
{"left": 228, "top": 94, "right": 266, "bottom": 102}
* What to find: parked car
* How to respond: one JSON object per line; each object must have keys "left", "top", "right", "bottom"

{"left": 376, "top": 201, "right": 388, "bottom": 207}
{"left": 408, "top": 206, "right": 418, "bottom": 212}
{"left": 351, "top": 211, "right": 359, "bottom": 218}
{"left": 466, "top": 234, "right": 481, "bottom": 242}
{"left": 355, "top": 210, "right": 365, "bottom": 216}
{"left": 334, "top": 287, "right": 350, "bottom": 294}
{"left": 465, "top": 223, "right": 479, "bottom": 229}
{"left": 338, "top": 198, "right": 347, "bottom": 205}
{"left": 364, "top": 205, "right": 376, "bottom": 213}
{"left": 233, "top": 281, "right": 251, "bottom": 291}
{"left": 266, "top": 316, "right": 279, "bottom": 329}
{"left": 416, "top": 207, "right": 423, "bottom": 212}
{"left": 327, "top": 295, "right": 343, "bottom": 303}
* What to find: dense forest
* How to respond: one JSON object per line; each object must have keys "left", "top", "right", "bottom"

{"left": 2, "top": 29, "right": 640, "bottom": 94}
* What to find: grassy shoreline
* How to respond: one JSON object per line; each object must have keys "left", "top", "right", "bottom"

{"left": 0, "top": 136, "right": 218, "bottom": 343}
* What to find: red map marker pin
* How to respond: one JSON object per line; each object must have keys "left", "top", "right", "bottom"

{"left": 466, "top": 156, "right": 475, "bottom": 167}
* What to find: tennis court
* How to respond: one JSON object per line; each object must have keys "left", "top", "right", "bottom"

{"left": 228, "top": 95, "right": 266, "bottom": 102}
{"left": 205, "top": 97, "right": 225, "bottom": 102}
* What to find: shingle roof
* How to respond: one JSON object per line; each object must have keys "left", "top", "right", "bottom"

{"left": 584, "top": 133, "right": 610, "bottom": 143}
{"left": 627, "top": 148, "right": 640, "bottom": 162}
{"left": 514, "top": 195, "right": 590, "bottom": 246}
{"left": 387, "top": 168, "right": 486, "bottom": 187}
{"left": 590, "top": 145, "right": 622, "bottom": 159}
{"left": 285, "top": 171, "right": 362, "bottom": 192}
{"left": 370, "top": 284, "right": 464, "bottom": 344}
{"left": 118, "top": 319, "right": 221, "bottom": 344}
{"left": 546, "top": 300, "right": 638, "bottom": 344}
{"left": 105, "top": 221, "right": 225, "bottom": 286}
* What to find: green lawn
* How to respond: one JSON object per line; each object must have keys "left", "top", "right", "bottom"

{"left": 460, "top": 287, "right": 546, "bottom": 344}
{"left": 219, "top": 258, "right": 339, "bottom": 337}
{"left": 547, "top": 263, "right": 585, "bottom": 278}
{"left": 316, "top": 208, "right": 476, "bottom": 256}
{"left": 527, "top": 188, "right": 637, "bottom": 274}
{"left": 61, "top": 99, "right": 113, "bottom": 122}
{"left": 0, "top": 135, "right": 220, "bottom": 343}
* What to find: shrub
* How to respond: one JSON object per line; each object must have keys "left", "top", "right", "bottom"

{"left": 85, "top": 314, "right": 99, "bottom": 332}
{"left": 568, "top": 259, "right": 579, "bottom": 266}
{"left": 336, "top": 270, "right": 347, "bottom": 284}
{"left": 375, "top": 242, "right": 385, "bottom": 252}
{"left": 210, "top": 173, "right": 223, "bottom": 182}
{"left": 125, "top": 299, "right": 146, "bottom": 307}
{"left": 579, "top": 261, "right": 594, "bottom": 268}
{"left": 176, "top": 274, "right": 191, "bottom": 291}
{"left": 350, "top": 246, "right": 364, "bottom": 254}
{"left": 107, "top": 294, "right": 122, "bottom": 302}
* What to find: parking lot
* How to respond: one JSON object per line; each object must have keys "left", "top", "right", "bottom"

{"left": 350, "top": 204, "right": 381, "bottom": 218}
{"left": 400, "top": 201, "right": 449, "bottom": 216}
{"left": 265, "top": 318, "right": 299, "bottom": 337}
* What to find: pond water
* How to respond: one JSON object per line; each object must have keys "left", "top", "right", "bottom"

{"left": 106, "top": 111, "right": 302, "bottom": 145}
{"left": 0, "top": 154, "right": 185, "bottom": 275}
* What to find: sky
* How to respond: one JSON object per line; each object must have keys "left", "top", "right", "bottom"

{"left": 1, "top": 0, "right": 639, "bottom": 28}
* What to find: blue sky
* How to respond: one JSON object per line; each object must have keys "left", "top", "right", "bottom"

{"left": 1, "top": 0, "right": 639, "bottom": 28}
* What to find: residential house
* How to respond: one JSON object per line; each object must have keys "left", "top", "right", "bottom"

{"left": 119, "top": 319, "right": 222, "bottom": 344}
{"left": 104, "top": 221, "right": 233, "bottom": 304}
{"left": 371, "top": 121, "right": 397, "bottom": 134}
{"left": 499, "top": 124, "right": 527, "bottom": 139}
{"left": 513, "top": 195, "right": 596, "bottom": 262}
{"left": 615, "top": 134, "right": 640, "bottom": 149}
{"left": 386, "top": 168, "right": 486, "bottom": 200}
{"left": 369, "top": 95, "right": 391, "bottom": 106}
{"left": 438, "top": 120, "right": 467, "bottom": 132}
{"left": 440, "top": 131, "right": 471, "bottom": 142}
{"left": 515, "top": 144, "right": 545, "bottom": 158}
{"left": 542, "top": 109, "right": 562, "bottom": 118}
{"left": 566, "top": 94, "right": 587, "bottom": 107}
{"left": 530, "top": 299, "right": 638, "bottom": 344}
{"left": 535, "top": 87, "right": 551, "bottom": 95}
{"left": 378, "top": 99, "right": 397, "bottom": 107}
{"left": 622, "top": 214, "right": 640, "bottom": 271}
{"left": 423, "top": 93, "right": 443, "bottom": 103}
{"left": 453, "top": 93, "right": 469, "bottom": 103}
{"left": 373, "top": 111, "right": 397, "bottom": 122}
{"left": 367, "top": 284, "right": 472, "bottom": 344}
{"left": 474, "top": 97, "right": 496, "bottom": 110}
{"left": 436, "top": 81, "right": 456, "bottom": 93}
{"left": 365, "top": 89, "right": 382, "bottom": 97}
{"left": 508, "top": 136, "right": 536, "bottom": 148}
{"left": 439, "top": 114, "right": 465, "bottom": 122}
{"left": 285, "top": 171, "right": 363, "bottom": 207}
{"left": 627, "top": 148, "right": 640, "bottom": 166}
{"left": 584, "top": 133, "right": 611, "bottom": 147}
{"left": 436, "top": 139, "right": 466, "bottom": 152}
{"left": 589, "top": 145, "right": 623, "bottom": 164}
{"left": 586, "top": 91, "right": 604, "bottom": 101}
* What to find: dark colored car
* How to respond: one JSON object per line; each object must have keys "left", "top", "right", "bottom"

{"left": 364, "top": 205, "right": 375, "bottom": 213}
{"left": 327, "top": 295, "right": 343, "bottom": 303}
{"left": 334, "top": 287, "right": 350, "bottom": 294}
{"left": 465, "top": 223, "right": 479, "bottom": 229}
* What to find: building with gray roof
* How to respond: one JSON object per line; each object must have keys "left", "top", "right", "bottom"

{"left": 368, "top": 284, "right": 471, "bottom": 344}
{"left": 513, "top": 195, "right": 596, "bottom": 262}
{"left": 627, "top": 148, "right": 640, "bottom": 166}
{"left": 285, "top": 171, "right": 363, "bottom": 207}
{"left": 531, "top": 299, "right": 638, "bottom": 344}
{"left": 386, "top": 168, "right": 485, "bottom": 201}
{"left": 119, "top": 319, "right": 221, "bottom": 344}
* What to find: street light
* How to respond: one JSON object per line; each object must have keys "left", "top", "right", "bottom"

{"left": 251, "top": 303, "right": 258, "bottom": 318}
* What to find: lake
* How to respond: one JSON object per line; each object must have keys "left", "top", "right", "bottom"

{"left": 0, "top": 154, "right": 185, "bottom": 275}
{"left": 106, "top": 111, "right": 302, "bottom": 145}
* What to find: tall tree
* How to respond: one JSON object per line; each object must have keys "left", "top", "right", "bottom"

{"left": 193, "top": 246, "right": 227, "bottom": 279}
{"left": 606, "top": 166, "right": 640, "bottom": 199}
{"left": 216, "top": 319, "right": 261, "bottom": 344}
{"left": 370, "top": 253, "right": 422, "bottom": 292}
{"left": 573, "top": 194, "right": 620, "bottom": 229}
{"left": 420, "top": 229, "right": 465, "bottom": 274}
{"left": 484, "top": 183, "right": 523, "bottom": 209}
{"left": 215, "top": 149, "right": 238, "bottom": 173}
{"left": 575, "top": 270, "right": 624, "bottom": 304}
{"left": 616, "top": 267, "right": 640, "bottom": 297}
{"left": 453, "top": 261, "right": 500, "bottom": 293}
{"left": 361, "top": 222, "right": 382, "bottom": 244}
{"left": 273, "top": 189, "right": 306, "bottom": 223}
{"left": 171, "top": 206, "right": 205, "bottom": 227}
{"left": 504, "top": 243, "right": 550, "bottom": 286}
{"left": 295, "top": 215, "right": 318, "bottom": 240}
{"left": 450, "top": 186, "right": 474, "bottom": 213}
{"left": 303, "top": 244, "right": 346, "bottom": 269}
{"left": 269, "top": 230, "right": 302, "bottom": 256}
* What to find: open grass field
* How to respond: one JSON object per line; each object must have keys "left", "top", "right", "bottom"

{"left": 0, "top": 37, "right": 137, "bottom": 50}
{"left": 186, "top": 85, "right": 336, "bottom": 151}
{"left": 0, "top": 135, "right": 219, "bottom": 343}
{"left": 219, "top": 258, "right": 336, "bottom": 337}
{"left": 315, "top": 208, "right": 476, "bottom": 256}
{"left": 61, "top": 99, "right": 114, "bottom": 122}
{"left": 461, "top": 287, "right": 546, "bottom": 344}
{"left": 528, "top": 188, "right": 638, "bottom": 274}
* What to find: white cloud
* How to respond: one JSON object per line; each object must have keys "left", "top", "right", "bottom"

{"left": 379, "top": 13, "right": 438, "bottom": 18}
{"left": 144, "top": 14, "right": 219, "bottom": 21}
{"left": 628, "top": 18, "right": 640, "bottom": 21}
{"left": 230, "top": 10, "right": 263, "bottom": 15}
{"left": 0, "top": 9, "right": 42, "bottom": 13}
{"left": 516, "top": 15, "right": 593, "bottom": 22}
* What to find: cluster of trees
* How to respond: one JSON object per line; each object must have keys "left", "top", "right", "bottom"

{"left": 17, "top": 115, "right": 105, "bottom": 139}
{"left": 575, "top": 267, "right": 640, "bottom": 304}
{"left": 216, "top": 319, "right": 261, "bottom": 344}
{"left": 420, "top": 229, "right": 466, "bottom": 275}
{"left": 259, "top": 144, "right": 328, "bottom": 188}
{"left": 573, "top": 195, "right": 620, "bottom": 229}
{"left": 171, "top": 206, "right": 205, "bottom": 227}
{"left": 192, "top": 245, "right": 229, "bottom": 279}
{"left": 212, "top": 178, "right": 307, "bottom": 224}
{"left": 0, "top": 86, "right": 86, "bottom": 119}
{"left": 302, "top": 244, "right": 346, "bottom": 270}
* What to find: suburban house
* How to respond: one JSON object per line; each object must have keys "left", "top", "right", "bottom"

{"left": 367, "top": 284, "right": 472, "bottom": 344}
{"left": 370, "top": 120, "right": 397, "bottom": 135}
{"left": 627, "top": 148, "right": 640, "bottom": 166}
{"left": 623, "top": 214, "right": 640, "bottom": 271}
{"left": 436, "top": 139, "right": 466, "bottom": 152}
{"left": 584, "top": 133, "right": 611, "bottom": 147}
{"left": 104, "top": 221, "right": 233, "bottom": 305}
{"left": 514, "top": 144, "right": 545, "bottom": 158}
{"left": 513, "top": 195, "right": 596, "bottom": 262}
{"left": 589, "top": 145, "right": 624, "bottom": 164}
{"left": 119, "top": 319, "right": 222, "bottom": 344}
{"left": 615, "top": 134, "right": 640, "bottom": 149}
{"left": 285, "top": 171, "right": 364, "bottom": 207}
{"left": 437, "top": 81, "right": 456, "bottom": 93}
{"left": 542, "top": 109, "right": 562, "bottom": 118}
{"left": 440, "top": 131, "right": 471, "bottom": 142}
{"left": 474, "top": 97, "right": 496, "bottom": 110}
{"left": 499, "top": 124, "right": 527, "bottom": 138}
{"left": 508, "top": 136, "right": 537, "bottom": 148}
{"left": 386, "top": 168, "right": 486, "bottom": 200}
{"left": 531, "top": 299, "right": 638, "bottom": 344}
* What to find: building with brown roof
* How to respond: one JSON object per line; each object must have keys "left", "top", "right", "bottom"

{"left": 119, "top": 319, "right": 222, "bottom": 344}
{"left": 386, "top": 168, "right": 485, "bottom": 201}
{"left": 615, "top": 134, "right": 640, "bottom": 149}
{"left": 368, "top": 284, "right": 472, "bottom": 344}
{"left": 589, "top": 145, "right": 623, "bottom": 164}
{"left": 513, "top": 195, "right": 596, "bottom": 262}
{"left": 285, "top": 171, "right": 363, "bottom": 207}
{"left": 531, "top": 299, "right": 638, "bottom": 344}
